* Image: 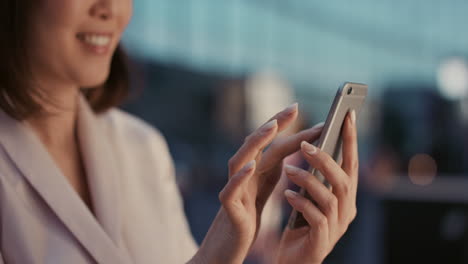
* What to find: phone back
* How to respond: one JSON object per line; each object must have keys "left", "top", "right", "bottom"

{"left": 288, "top": 82, "right": 367, "bottom": 229}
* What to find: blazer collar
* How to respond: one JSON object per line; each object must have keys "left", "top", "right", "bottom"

{"left": 77, "top": 94, "right": 123, "bottom": 246}
{"left": 0, "top": 94, "right": 132, "bottom": 264}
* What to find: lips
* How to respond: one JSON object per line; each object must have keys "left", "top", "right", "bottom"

{"left": 76, "top": 32, "right": 113, "bottom": 54}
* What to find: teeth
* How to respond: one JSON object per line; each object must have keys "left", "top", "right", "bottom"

{"left": 81, "top": 34, "right": 111, "bottom": 46}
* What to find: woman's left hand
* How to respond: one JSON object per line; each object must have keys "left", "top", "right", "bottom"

{"left": 275, "top": 111, "right": 359, "bottom": 264}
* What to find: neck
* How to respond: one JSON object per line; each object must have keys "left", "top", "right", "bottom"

{"left": 26, "top": 88, "right": 81, "bottom": 150}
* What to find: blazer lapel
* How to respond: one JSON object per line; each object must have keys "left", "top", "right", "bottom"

{"left": 0, "top": 98, "right": 132, "bottom": 264}
{"left": 76, "top": 94, "right": 124, "bottom": 248}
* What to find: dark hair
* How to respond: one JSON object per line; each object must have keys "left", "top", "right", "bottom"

{"left": 0, "top": 0, "right": 130, "bottom": 121}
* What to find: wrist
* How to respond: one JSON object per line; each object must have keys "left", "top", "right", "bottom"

{"left": 276, "top": 258, "right": 322, "bottom": 264}
{"left": 195, "top": 208, "right": 250, "bottom": 264}
{"left": 187, "top": 247, "right": 210, "bottom": 264}
{"left": 275, "top": 249, "right": 323, "bottom": 264}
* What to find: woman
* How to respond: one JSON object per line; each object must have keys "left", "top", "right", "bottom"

{"left": 0, "top": 0, "right": 359, "bottom": 263}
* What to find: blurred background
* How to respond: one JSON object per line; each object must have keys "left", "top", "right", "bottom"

{"left": 120, "top": 1, "right": 468, "bottom": 263}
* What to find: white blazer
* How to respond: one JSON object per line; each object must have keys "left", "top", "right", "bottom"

{"left": 0, "top": 94, "right": 198, "bottom": 263}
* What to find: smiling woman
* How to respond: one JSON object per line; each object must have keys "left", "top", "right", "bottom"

{"left": 0, "top": 0, "right": 130, "bottom": 120}
{"left": 0, "top": 0, "right": 359, "bottom": 263}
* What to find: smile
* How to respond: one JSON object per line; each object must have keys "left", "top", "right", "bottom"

{"left": 76, "top": 32, "right": 113, "bottom": 54}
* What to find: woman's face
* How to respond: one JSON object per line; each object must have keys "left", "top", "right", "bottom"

{"left": 28, "top": 0, "right": 132, "bottom": 90}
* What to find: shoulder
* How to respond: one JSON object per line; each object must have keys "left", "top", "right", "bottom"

{"left": 95, "top": 108, "right": 177, "bottom": 179}
{"left": 97, "top": 108, "right": 170, "bottom": 153}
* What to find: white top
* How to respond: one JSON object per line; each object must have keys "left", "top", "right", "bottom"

{"left": 0, "top": 94, "right": 198, "bottom": 263}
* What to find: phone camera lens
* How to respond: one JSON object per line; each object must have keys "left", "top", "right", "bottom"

{"left": 347, "top": 87, "right": 353, "bottom": 95}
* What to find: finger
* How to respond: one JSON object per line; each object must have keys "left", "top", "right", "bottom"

{"left": 219, "top": 160, "right": 256, "bottom": 213}
{"left": 228, "top": 120, "right": 278, "bottom": 177}
{"left": 284, "top": 190, "right": 329, "bottom": 234}
{"left": 300, "top": 141, "right": 350, "bottom": 199}
{"left": 228, "top": 103, "right": 299, "bottom": 176}
{"left": 264, "top": 103, "right": 299, "bottom": 132}
{"left": 260, "top": 123, "right": 324, "bottom": 172}
{"left": 254, "top": 123, "right": 324, "bottom": 210}
{"left": 342, "top": 110, "right": 359, "bottom": 180}
{"left": 284, "top": 165, "right": 338, "bottom": 218}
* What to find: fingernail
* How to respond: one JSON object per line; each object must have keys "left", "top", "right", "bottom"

{"left": 284, "top": 165, "right": 300, "bottom": 175}
{"left": 283, "top": 103, "right": 298, "bottom": 115}
{"left": 262, "top": 119, "right": 277, "bottom": 133}
{"left": 284, "top": 189, "right": 300, "bottom": 199}
{"left": 350, "top": 110, "right": 356, "bottom": 124}
{"left": 312, "top": 122, "right": 325, "bottom": 129}
{"left": 244, "top": 160, "right": 256, "bottom": 171}
{"left": 301, "top": 141, "right": 317, "bottom": 155}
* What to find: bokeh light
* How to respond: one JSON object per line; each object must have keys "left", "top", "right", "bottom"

{"left": 437, "top": 57, "right": 468, "bottom": 100}
{"left": 408, "top": 153, "right": 437, "bottom": 186}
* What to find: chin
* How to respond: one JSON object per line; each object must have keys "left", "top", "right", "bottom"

{"left": 78, "top": 68, "right": 111, "bottom": 88}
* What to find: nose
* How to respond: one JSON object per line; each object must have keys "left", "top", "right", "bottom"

{"left": 90, "top": 0, "right": 114, "bottom": 20}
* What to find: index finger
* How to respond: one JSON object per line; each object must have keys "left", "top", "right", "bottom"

{"left": 263, "top": 103, "right": 299, "bottom": 132}
{"left": 259, "top": 123, "right": 324, "bottom": 172}
{"left": 228, "top": 103, "right": 299, "bottom": 176}
{"left": 228, "top": 119, "right": 278, "bottom": 177}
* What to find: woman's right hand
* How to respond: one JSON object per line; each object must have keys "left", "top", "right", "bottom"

{"left": 189, "top": 103, "right": 325, "bottom": 264}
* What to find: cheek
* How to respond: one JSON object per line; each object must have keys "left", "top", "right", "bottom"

{"left": 29, "top": 1, "right": 86, "bottom": 67}
{"left": 119, "top": 0, "right": 133, "bottom": 32}
{"left": 36, "top": 0, "right": 83, "bottom": 28}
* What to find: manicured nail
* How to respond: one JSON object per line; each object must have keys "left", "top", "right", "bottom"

{"left": 301, "top": 141, "right": 317, "bottom": 155}
{"left": 262, "top": 119, "right": 277, "bottom": 133}
{"left": 312, "top": 122, "right": 325, "bottom": 129}
{"left": 350, "top": 110, "right": 356, "bottom": 124}
{"left": 283, "top": 103, "right": 298, "bottom": 115}
{"left": 284, "top": 189, "right": 300, "bottom": 199}
{"left": 284, "top": 165, "right": 301, "bottom": 175}
{"left": 244, "top": 160, "right": 256, "bottom": 171}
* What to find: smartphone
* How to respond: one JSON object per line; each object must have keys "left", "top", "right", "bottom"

{"left": 287, "top": 82, "right": 368, "bottom": 229}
